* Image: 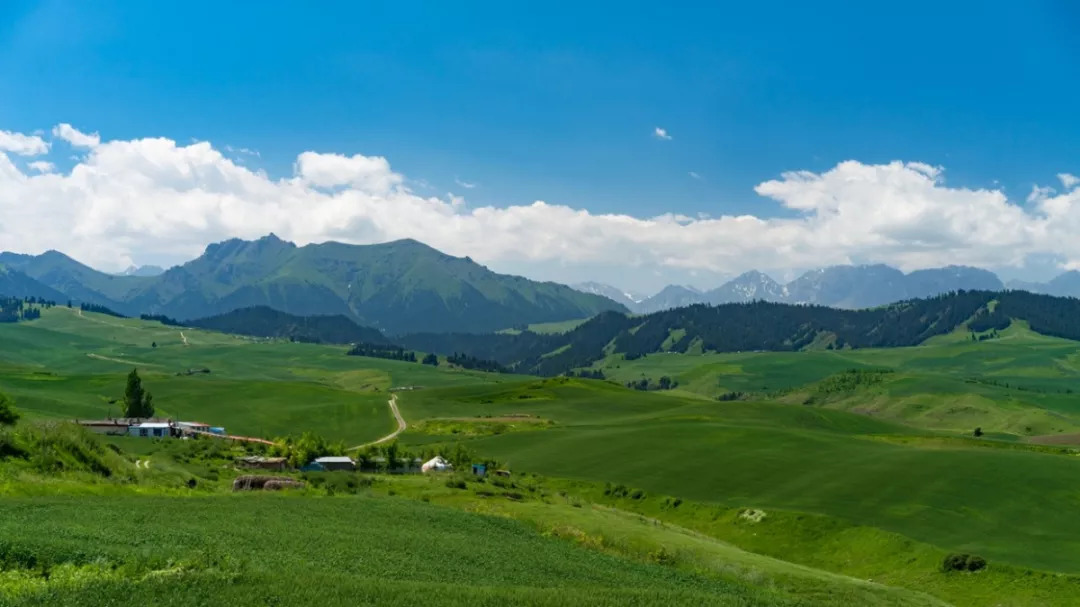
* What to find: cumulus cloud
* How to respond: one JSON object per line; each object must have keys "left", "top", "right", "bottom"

{"left": 1060, "top": 173, "right": 1079, "bottom": 190}
{"left": 27, "top": 161, "right": 55, "bottom": 173}
{"left": 51, "top": 123, "right": 101, "bottom": 148}
{"left": 454, "top": 177, "right": 477, "bottom": 189}
{"left": 0, "top": 123, "right": 1079, "bottom": 288}
{"left": 0, "top": 130, "right": 49, "bottom": 156}
{"left": 653, "top": 127, "right": 672, "bottom": 140}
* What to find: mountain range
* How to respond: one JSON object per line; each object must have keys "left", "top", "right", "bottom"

{"left": 0, "top": 236, "right": 624, "bottom": 335}
{"left": 574, "top": 264, "right": 1073, "bottom": 313}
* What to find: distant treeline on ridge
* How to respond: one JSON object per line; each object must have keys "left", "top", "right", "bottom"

{"left": 399, "top": 290, "right": 1080, "bottom": 376}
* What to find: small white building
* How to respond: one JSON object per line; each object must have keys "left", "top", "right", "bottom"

{"left": 128, "top": 422, "right": 172, "bottom": 438}
{"left": 421, "top": 456, "right": 453, "bottom": 473}
{"left": 313, "top": 456, "right": 356, "bottom": 472}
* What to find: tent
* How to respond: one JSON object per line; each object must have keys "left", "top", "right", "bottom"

{"left": 421, "top": 456, "right": 453, "bottom": 473}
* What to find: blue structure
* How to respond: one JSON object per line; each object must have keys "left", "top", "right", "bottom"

{"left": 471, "top": 463, "right": 487, "bottom": 477}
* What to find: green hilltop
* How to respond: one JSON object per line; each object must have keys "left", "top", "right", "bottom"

{"left": 0, "top": 236, "right": 626, "bottom": 334}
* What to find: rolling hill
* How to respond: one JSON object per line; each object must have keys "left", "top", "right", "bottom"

{"left": 0, "top": 236, "right": 626, "bottom": 334}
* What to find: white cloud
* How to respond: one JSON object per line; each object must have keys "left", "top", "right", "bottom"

{"left": 454, "top": 177, "right": 477, "bottom": 189}
{"left": 225, "top": 145, "right": 260, "bottom": 157}
{"left": 27, "top": 161, "right": 55, "bottom": 173}
{"left": 2, "top": 123, "right": 1080, "bottom": 290}
{"left": 653, "top": 127, "right": 672, "bottom": 140}
{"left": 688, "top": 171, "right": 702, "bottom": 180}
{"left": 51, "top": 123, "right": 101, "bottom": 148}
{"left": 1060, "top": 173, "right": 1079, "bottom": 190}
{"left": 0, "top": 130, "right": 49, "bottom": 156}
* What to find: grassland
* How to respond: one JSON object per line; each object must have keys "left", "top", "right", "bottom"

{"left": 593, "top": 320, "right": 1080, "bottom": 437}
{"left": 6, "top": 308, "right": 1080, "bottom": 605}
{"left": 0, "top": 308, "right": 505, "bottom": 442}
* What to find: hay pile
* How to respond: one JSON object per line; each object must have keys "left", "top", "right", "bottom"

{"left": 232, "top": 475, "right": 306, "bottom": 491}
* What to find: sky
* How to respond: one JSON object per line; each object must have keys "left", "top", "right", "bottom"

{"left": 0, "top": 1, "right": 1078, "bottom": 294}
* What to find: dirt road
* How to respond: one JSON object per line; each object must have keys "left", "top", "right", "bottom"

{"left": 349, "top": 393, "right": 406, "bottom": 450}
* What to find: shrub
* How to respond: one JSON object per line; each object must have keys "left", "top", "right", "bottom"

{"left": 445, "top": 478, "right": 467, "bottom": 490}
{"left": 942, "top": 553, "right": 987, "bottom": 572}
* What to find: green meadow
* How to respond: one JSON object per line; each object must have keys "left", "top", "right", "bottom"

{"left": 4, "top": 309, "right": 1080, "bottom": 605}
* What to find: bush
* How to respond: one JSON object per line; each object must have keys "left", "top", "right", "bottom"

{"left": 942, "top": 553, "right": 987, "bottom": 572}
{"left": 445, "top": 478, "right": 467, "bottom": 490}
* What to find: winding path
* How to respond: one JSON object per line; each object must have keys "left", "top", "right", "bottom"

{"left": 349, "top": 393, "right": 406, "bottom": 450}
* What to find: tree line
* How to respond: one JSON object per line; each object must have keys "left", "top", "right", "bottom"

{"left": 0, "top": 297, "right": 55, "bottom": 323}
{"left": 399, "top": 290, "right": 1080, "bottom": 377}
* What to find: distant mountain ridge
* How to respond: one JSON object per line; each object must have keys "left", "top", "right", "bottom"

{"left": 401, "top": 290, "right": 1080, "bottom": 376}
{"left": 576, "top": 264, "right": 1017, "bottom": 313}
{"left": 0, "top": 236, "right": 626, "bottom": 334}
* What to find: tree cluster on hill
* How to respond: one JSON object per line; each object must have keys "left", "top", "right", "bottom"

{"left": 0, "top": 297, "right": 53, "bottom": 323}
{"left": 569, "top": 369, "right": 606, "bottom": 380}
{"left": 399, "top": 290, "right": 1080, "bottom": 377}
{"left": 140, "top": 313, "right": 182, "bottom": 326}
{"left": 626, "top": 376, "right": 678, "bottom": 391}
{"left": 187, "top": 306, "right": 388, "bottom": 345}
{"left": 446, "top": 353, "right": 506, "bottom": 373}
{"left": 968, "top": 307, "right": 1011, "bottom": 332}
{"left": 80, "top": 302, "right": 126, "bottom": 318}
{"left": 347, "top": 343, "right": 417, "bottom": 362}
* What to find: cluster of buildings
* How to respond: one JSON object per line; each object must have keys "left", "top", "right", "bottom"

{"left": 77, "top": 418, "right": 226, "bottom": 439}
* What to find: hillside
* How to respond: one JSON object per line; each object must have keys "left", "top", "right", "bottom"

{"left": 0, "top": 236, "right": 626, "bottom": 334}
{"left": 183, "top": 306, "right": 390, "bottom": 345}
{"left": 0, "top": 265, "right": 67, "bottom": 301}
{"left": 401, "top": 290, "right": 1080, "bottom": 375}
{"left": 6, "top": 295, "right": 1080, "bottom": 605}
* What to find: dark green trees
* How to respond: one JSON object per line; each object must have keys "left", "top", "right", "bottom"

{"left": 0, "top": 392, "right": 20, "bottom": 426}
{"left": 421, "top": 353, "right": 439, "bottom": 366}
{"left": 123, "top": 369, "right": 155, "bottom": 418}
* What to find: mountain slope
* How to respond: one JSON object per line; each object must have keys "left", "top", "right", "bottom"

{"left": 186, "top": 306, "right": 389, "bottom": 344}
{"left": 400, "top": 290, "right": 1080, "bottom": 376}
{"left": 571, "top": 282, "right": 643, "bottom": 310}
{"left": 705, "top": 270, "right": 787, "bottom": 305}
{"left": 2, "top": 236, "right": 627, "bottom": 334}
{"left": 0, "top": 265, "right": 67, "bottom": 301}
{"left": 635, "top": 285, "right": 705, "bottom": 313}
{"left": 0, "top": 250, "right": 151, "bottom": 306}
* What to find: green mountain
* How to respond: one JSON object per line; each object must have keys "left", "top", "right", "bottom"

{"left": 0, "top": 236, "right": 625, "bottom": 334}
{"left": 184, "top": 306, "right": 389, "bottom": 345}
{"left": 0, "top": 264, "right": 67, "bottom": 302}
{"left": 400, "top": 290, "right": 1080, "bottom": 375}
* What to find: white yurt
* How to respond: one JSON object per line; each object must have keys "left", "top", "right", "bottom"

{"left": 421, "top": 456, "right": 453, "bottom": 473}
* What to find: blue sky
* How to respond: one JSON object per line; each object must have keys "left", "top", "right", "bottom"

{"left": 1, "top": 1, "right": 1079, "bottom": 292}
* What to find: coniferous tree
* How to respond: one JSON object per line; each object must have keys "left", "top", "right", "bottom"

{"left": 123, "top": 369, "right": 154, "bottom": 418}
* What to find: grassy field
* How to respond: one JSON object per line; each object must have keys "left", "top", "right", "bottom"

{"left": 592, "top": 321, "right": 1080, "bottom": 437}
{"left": 8, "top": 309, "right": 1080, "bottom": 605}
{"left": 0, "top": 308, "right": 505, "bottom": 442}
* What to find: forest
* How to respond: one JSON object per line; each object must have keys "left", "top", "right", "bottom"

{"left": 187, "top": 306, "right": 388, "bottom": 345}
{"left": 400, "top": 290, "right": 1080, "bottom": 376}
